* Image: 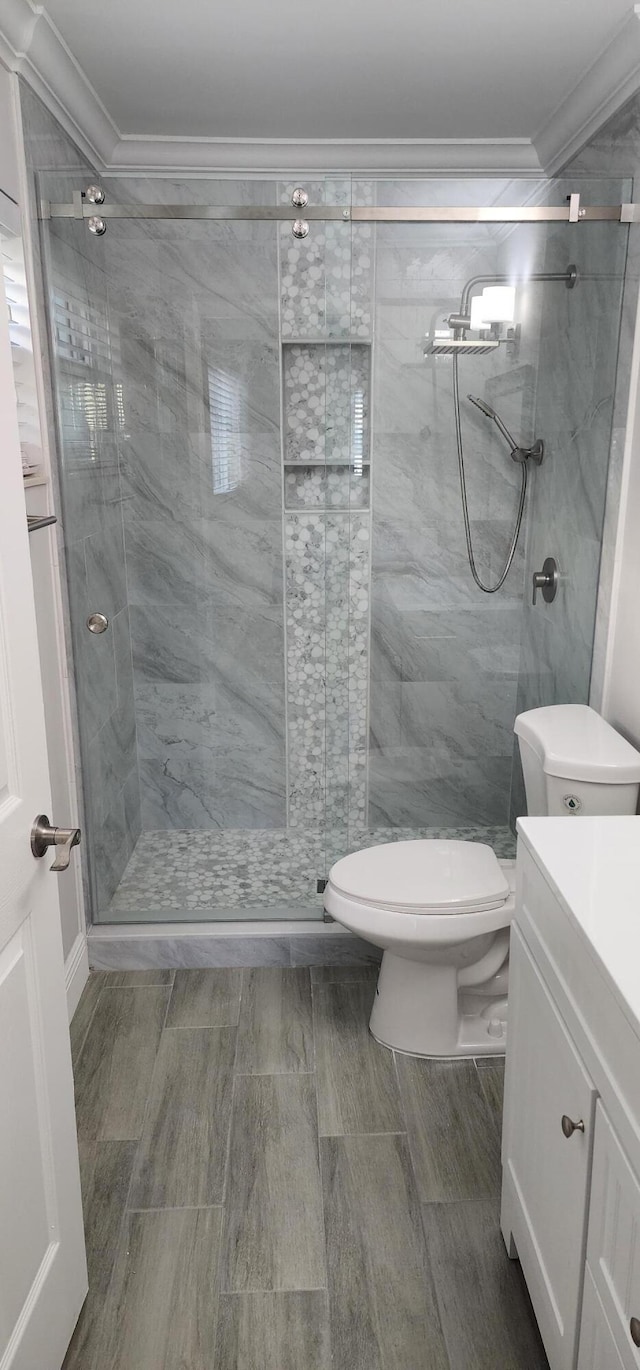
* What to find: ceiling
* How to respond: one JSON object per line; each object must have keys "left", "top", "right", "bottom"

{"left": 39, "top": 0, "right": 632, "bottom": 141}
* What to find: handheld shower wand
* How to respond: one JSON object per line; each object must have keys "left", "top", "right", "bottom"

{"left": 467, "top": 395, "right": 544, "bottom": 465}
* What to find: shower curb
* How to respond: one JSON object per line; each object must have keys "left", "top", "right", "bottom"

{"left": 87, "top": 921, "right": 382, "bottom": 971}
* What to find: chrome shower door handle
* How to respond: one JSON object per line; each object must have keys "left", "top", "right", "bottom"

{"left": 31, "top": 814, "right": 81, "bottom": 872}
{"left": 532, "top": 557, "right": 558, "bottom": 605}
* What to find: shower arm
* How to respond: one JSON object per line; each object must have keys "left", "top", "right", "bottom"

{"left": 449, "top": 265, "right": 578, "bottom": 335}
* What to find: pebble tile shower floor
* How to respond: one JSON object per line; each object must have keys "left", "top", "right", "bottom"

{"left": 64, "top": 966, "right": 548, "bottom": 1369}
{"left": 105, "top": 825, "right": 517, "bottom": 918}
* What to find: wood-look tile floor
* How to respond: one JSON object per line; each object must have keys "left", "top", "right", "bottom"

{"left": 64, "top": 967, "right": 549, "bottom": 1370}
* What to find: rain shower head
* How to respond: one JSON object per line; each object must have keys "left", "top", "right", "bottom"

{"left": 423, "top": 336, "right": 500, "bottom": 357}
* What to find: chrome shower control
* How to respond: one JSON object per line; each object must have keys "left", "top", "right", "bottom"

{"left": 532, "top": 557, "right": 558, "bottom": 606}
{"left": 85, "top": 184, "right": 105, "bottom": 204}
{"left": 291, "top": 187, "right": 308, "bottom": 208}
{"left": 87, "top": 215, "right": 106, "bottom": 236}
{"left": 292, "top": 219, "right": 310, "bottom": 239}
{"left": 86, "top": 612, "right": 109, "bottom": 634}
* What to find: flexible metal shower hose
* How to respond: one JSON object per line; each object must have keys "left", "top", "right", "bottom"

{"left": 451, "top": 352, "right": 528, "bottom": 594}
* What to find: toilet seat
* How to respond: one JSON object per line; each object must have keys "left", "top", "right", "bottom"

{"left": 328, "top": 839, "right": 510, "bottom": 916}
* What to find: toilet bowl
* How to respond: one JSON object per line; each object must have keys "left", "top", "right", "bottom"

{"left": 325, "top": 704, "right": 640, "bottom": 1057}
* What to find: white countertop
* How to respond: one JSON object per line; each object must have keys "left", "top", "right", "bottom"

{"left": 517, "top": 816, "right": 640, "bottom": 1038}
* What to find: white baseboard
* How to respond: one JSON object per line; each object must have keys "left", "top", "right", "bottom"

{"left": 65, "top": 932, "right": 89, "bottom": 1022}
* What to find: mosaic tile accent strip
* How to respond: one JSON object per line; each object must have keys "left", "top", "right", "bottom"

{"left": 284, "top": 510, "right": 371, "bottom": 830}
{"left": 278, "top": 180, "right": 373, "bottom": 340}
{"left": 285, "top": 513, "right": 327, "bottom": 829}
{"left": 104, "top": 824, "right": 517, "bottom": 918}
{"left": 283, "top": 343, "right": 370, "bottom": 466}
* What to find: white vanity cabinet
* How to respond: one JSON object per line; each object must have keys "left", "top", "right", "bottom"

{"left": 502, "top": 925, "right": 597, "bottom": 1370}
{"left": 501, "top": 818, "right": 640, "bottom": 1370}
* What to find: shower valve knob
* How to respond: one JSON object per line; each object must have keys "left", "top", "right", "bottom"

{"left": 532, "top": 557, "right": 558, "bottom": 606}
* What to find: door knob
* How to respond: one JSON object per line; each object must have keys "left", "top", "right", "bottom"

{"left": 532, "top": 556, "right": 558, "bottom": 605}
{"left": 561, "top": 1114, "right": 585, "bottom": 1138}
{"left": 31, "top": 815, "right": 81, "bottom": 872}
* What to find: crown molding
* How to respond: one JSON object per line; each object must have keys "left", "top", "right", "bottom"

{"left": 0, "top": 0, "right": 543, "bottom": 175}
{"left": 3, "top": 0, "right": 638, "bottom": 179}
{"left": 105, "top": 134, "right": 542, "bottom": 175}
{"left": 0, "top": 0, "right": 118, "bottom": 167}
{"left": 534, "top": 5, "right": 640, "bottom": 174}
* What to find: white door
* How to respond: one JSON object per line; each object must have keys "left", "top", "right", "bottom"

{"left": 0, "top": 222, "right": 87, "bottom": 1362}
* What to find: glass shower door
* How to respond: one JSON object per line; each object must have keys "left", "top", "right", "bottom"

{"left": 42, "top": 174, "right": 363, "bottom": 922}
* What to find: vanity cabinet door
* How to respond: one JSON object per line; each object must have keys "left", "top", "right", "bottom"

{"left": 501, "top": 924, "right": 597, "bottom": 1370}
{"left": 586, "top": 1103, "right": 640, "bottom": 1368}
{"left": 578, "top": 1266, "right": 628, "bottom": 1370}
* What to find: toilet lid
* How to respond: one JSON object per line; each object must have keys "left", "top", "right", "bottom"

{"left": 328, "top": 840, "right": 510, "bottom": 914}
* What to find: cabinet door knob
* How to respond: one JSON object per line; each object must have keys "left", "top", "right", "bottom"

{"left": 630, "top": 1317, "right": 640, "bottom": 1348}
{"left": 561, "top": 1115, "right": 585, "bottom": 1138}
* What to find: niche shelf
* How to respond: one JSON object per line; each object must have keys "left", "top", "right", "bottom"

{"left": 282, "top": 340, "right": 371, "bottom": 510}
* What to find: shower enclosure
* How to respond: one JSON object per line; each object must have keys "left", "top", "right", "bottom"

{"left": 23, "top": 90, "right": 630, "bottom": 925}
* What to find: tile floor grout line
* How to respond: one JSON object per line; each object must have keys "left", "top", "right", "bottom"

{"left": 219, "top": 1011, "right": 242, "bottom": 1210}
{"left": 309, "top": 981, "right": 331, "bottom": 1298}
{"left": 218, "top": 1286, "right": 329, "bottom": 1296}
{"left": 234, "top": 1068, "right": 317, "bottom": 1077}
{"left": 391, "top": 1049, "right": 428, "bottom": 1208}
{"left": 127, "top": 1203, "right": 226, "bottom": 1214}
{"left": 318, "top": 1129, "right": 408, "bottom": 1140}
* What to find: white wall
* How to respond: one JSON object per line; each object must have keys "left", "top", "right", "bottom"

{"left": 601, "top": 287, "right": 640, "bottom": 748}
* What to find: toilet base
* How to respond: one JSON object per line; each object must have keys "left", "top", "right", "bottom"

{"left": 369, "top": 950, "right": 508, "bottom": 1058}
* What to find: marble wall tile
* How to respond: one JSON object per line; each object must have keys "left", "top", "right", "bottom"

{"left": 508, "top": 197, "right": 628, "bottom": 822}
{"left": 368, "top": 750, "right": 513, "bottom": 828}
{"left": 88, "top": 931, "right": 383, "bottom": 970}
{"left": 100, "top": 204, "right": 287, "bottom": 835}
{"left": 130, "top": 599, "right": 284, "bottom": 688}
{"left": 368, "top": 232, "right": 527, "bottom": 829}
{"left": 134, "top": 682, "right": 286, "bottom": 830}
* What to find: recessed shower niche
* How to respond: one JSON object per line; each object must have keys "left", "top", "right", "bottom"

{"left": 282, "top": 341, "right": 371, "bottom": 510}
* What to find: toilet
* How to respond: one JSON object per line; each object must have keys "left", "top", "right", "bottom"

{"left": 324, "top": 704, "right": 640, "bottom": 1057}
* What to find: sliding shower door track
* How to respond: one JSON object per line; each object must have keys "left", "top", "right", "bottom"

{"left": 39, "top": 198, "right": 640, "bottom": 223}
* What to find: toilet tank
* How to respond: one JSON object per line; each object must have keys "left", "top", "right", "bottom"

{"left": 515, "top": 704, "right": 640, "bottom": 817}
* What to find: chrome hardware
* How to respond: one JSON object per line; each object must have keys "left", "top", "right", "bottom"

{"left": 342, "top": 208, "right": 350, "bottom": 220}
{"left": 630, "top": 1317, "right": 640, "bottom": 1348}
{"left": 31, "top": 814, "right": 81, "bottom": 873}
{"left": 568, "top": 193, "right": 581, "bottom": 223}
{"left": 86, "top": 612, "right": 109, "bottom": 634}
{"left": 291, "top": 187, "right": 308, "bottom": 208}
{"left": 292, "top": 218, "right": 310, "bottom": 239}
{"left": 561, "top": 1114, "right": 585, "bottom": 1138}
{"left": 87, "top": 215, "right": 106, "bottom": 236}
{"left": 533, "top": 557, "right": 558, "bottom": 606}
{"left": 85, "top": 185, "right": 105, "bottom": 205}
{"left": 566, "top": 264, "right": 578, "bottom": 289}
